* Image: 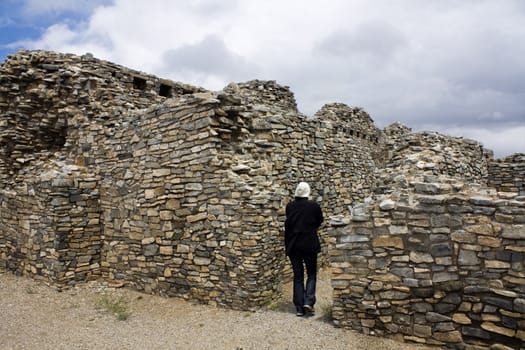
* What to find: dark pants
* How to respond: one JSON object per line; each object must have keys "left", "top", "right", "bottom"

{"left": 289, "top": 253, "right": 317, "bottom": 312}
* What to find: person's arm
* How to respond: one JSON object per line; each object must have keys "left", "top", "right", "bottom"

{"left": 317, "top": 204, "right": 324, "bottom": 228}
{"left": 284, "top": 203, "right": 292, "bottom": 248}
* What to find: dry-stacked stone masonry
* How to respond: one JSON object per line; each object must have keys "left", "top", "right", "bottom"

{"left": 330, "top": 127, "right": 525, "bottom": 349}
{"left": 1, "top": 50, "right": 523, "bottom": 348}
{"left": 0, "top": 165, "right": 101, "bottom": 283}
{"left": 0, "top": 50, "right": 383, "bottom": 308}
{"left": 489, "top": 154, "right": 525, "bottom": 194}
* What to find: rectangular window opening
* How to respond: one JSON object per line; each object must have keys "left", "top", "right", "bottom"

{"left": 159, "top": 84, "right": 172, "bottom": 97}
{"left": 133, "top": 76, "right": 147, "bottom": 90}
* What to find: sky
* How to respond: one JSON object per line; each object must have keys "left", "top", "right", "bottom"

{"left": 1, "top": 0, "right": 524, "bottom": 158}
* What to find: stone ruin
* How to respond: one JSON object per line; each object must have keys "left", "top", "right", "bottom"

{"left": 0, "top": 50, "right": 523, "bottom": 349}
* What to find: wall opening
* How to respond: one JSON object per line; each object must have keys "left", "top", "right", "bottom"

{"left": 43, "top": 119, "right": 68, "bottom": 150}
{"left": 159, "top": 84, "right": 172, "bottom": 97}
{"left": 133, "top": 76, "right": 147, "bottom": 91}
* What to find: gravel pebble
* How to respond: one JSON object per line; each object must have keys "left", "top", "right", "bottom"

{"left": 0, "top": 270, "right": 432, "bottom": 350}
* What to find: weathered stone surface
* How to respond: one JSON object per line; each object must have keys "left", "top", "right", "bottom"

{"left": 482, "top": 296, "right": 513, "bottom": 310}
{"left": 464, "top": 286, "right": 490, "bottom": 294}
{"left": 431, "top": 242, "right": 453, "bottom": 257}
{"left": 490, "top": 344, "right": 517, "bottom": 350}
{"left": 159, "top": 246, "right": 173, "bottom": 255}
{"left": 432, "top": 272, "right": 459, "bottom": 283}
{"left": 443, "top": 293, "right": 462, "bottom": 305}
{"left": 433, "top": 331, "right": 462, "bottom": 343}
{"left": 451, "top": 230, "right": 477, "bottom": 243}
{"left": 501, "top": 225, "right": 525, "bottom": 239}
{"left": 461, "top": 326, "right": 491, "bottom": 339}
{"left": 410, "top": 251, "right": 434, "bottom": 263}
{"left": 458, "top": 249, "right": 480, "bottom": 266}
{"left": 186, "top": 212, "right": 207, "bottom": 223}
{"left": 485, "top": 260, "right": 511, "bottom": 269}
{"left": 412, "top": 287, "right": 434, "bottom": 298}
{"left": 435, "top": 322, "right": 456, "bottom": 332}
{"left": 452, "top": 313, "right": 472, "bottom": 325}
{"left": 414, "top": 182, "right": 441, "bottom": 194}
{"left": 341, "top": 235, "right": 370, "bottom": 243}
{"left": 194, "top": 257, "right": 211, "bottom": 266}
{"left": 143, "top": 244, "right": 159, "bottom": 256}
{"left": 513, "top": 298, "right": 525, "bottom": 313}
{"left": 176, "top": 244, "right": 190, "bottom": 253}
{"left": 391, "top": 267, "right": 414, "bottom": 278}
{"left": 413, "top": 324, "right": 432, "bottom": 337}
{"left": 426, "top": 312, "right": 452, "bottom": 323}
{"left": 412, "top": 302, "right": 433, "bottom": 313}
{"left": 373, "top": 235, "right": 404, "bottom": 249}
{"left": 389, "top": 225, "right": 408, "bottom": 234}
{"left": 466, "top": 224, "right": 494, "bottom": 236}
{"left": 379, "top": 290, "right": 410, "bottom": 300}
{"left": 379, "top": 199, "right": 396, "bottom": 210}
{"left": 480, "top": 322, "right": 516, "bottom": 337}
{"left": 478, "top": 235, "right": 501, "bottom": 247}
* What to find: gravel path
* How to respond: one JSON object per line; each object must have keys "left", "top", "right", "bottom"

{"left": 0, "top": 269, "right": 433, "bottom": 350}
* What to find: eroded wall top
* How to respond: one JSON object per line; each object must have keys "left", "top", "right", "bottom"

{"left": 0, "top": 49, "right": 203, "bottom": 186}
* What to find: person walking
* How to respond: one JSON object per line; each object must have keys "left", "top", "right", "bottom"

{"left": 284, "top": 181, "right": 324, "bottom": 316}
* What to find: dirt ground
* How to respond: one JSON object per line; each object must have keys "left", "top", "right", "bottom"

{"left": 0, "top": 268, "right": 433, "bottom": 350}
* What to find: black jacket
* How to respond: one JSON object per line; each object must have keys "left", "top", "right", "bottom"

{"left": 284, "top": 197, "right": 324, "bottom": 256}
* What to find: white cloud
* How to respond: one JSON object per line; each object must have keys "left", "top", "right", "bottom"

{"left": 14, "top": 22, "right": 113, "bottom": 60}
{"left": 14, "top": 0, "right": 525, "bottom": 157}
{"left": 442, "top": 125, "right": 525, "bottom": 158}
{"left": 159, "top": 35, "right": 258, "bottom": 90}
{"left": 315, "top": 21, "right": 407, "bottom": 61}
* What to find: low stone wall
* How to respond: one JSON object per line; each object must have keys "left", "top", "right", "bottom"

{"left": 329, "top": 183, "right": 525, "bottom": 349}
{"left": 488, "top": 154, "right": 525, "bottom": 195}
{"left": 381, "top": 125, "right": 491, "bottom": 186}
{"left": 0, "top": 165, "right": 101, "bottom": 284}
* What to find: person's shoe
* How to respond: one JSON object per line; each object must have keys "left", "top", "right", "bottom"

{"left": 303, "top": 305, "right": 314, "bottom": 314}
{"left": 296, "top": 306, "right": 305, "bottom": 316}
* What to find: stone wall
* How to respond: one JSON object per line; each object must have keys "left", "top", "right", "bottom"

{"left": 93, "top": 83, "right": 385, "bottom": 307}
{"left": 0, "top": 50, "right": 384, "bottom": 309}
{"left": 488, "top": 154, "right": 525, "bottom": 195}
{"left": 0, "top": 49, "right": 202, "bottom": 187}
{"left": 225, "top": 81, "right": 384, "bottom": 210}
{"left": 381, "top": 123, "right": 492, "bottom": 187}
{"left": 227, "top": 81, "right": 385, "bottom": 263}
{"left": 1, "top": 49, "right": 523, "bottom": 340}
{"left": 0, "top": 164, "right": 101, "bottom": 284}
{"left": 95, "top": 93, "right": 287, "bottom": 308}
{"left": 329, "top": 179, "right": 525, "bottom": 349}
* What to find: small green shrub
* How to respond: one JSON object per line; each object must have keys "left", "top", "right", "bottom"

{"left": 320, "top": 303, "right": 333, "bottom": 321}
{"left": 267, "top": 302, "right": 281, "bottom": 311}
{"left": 96, "top": 294, "right": 131, "bottom": 321}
